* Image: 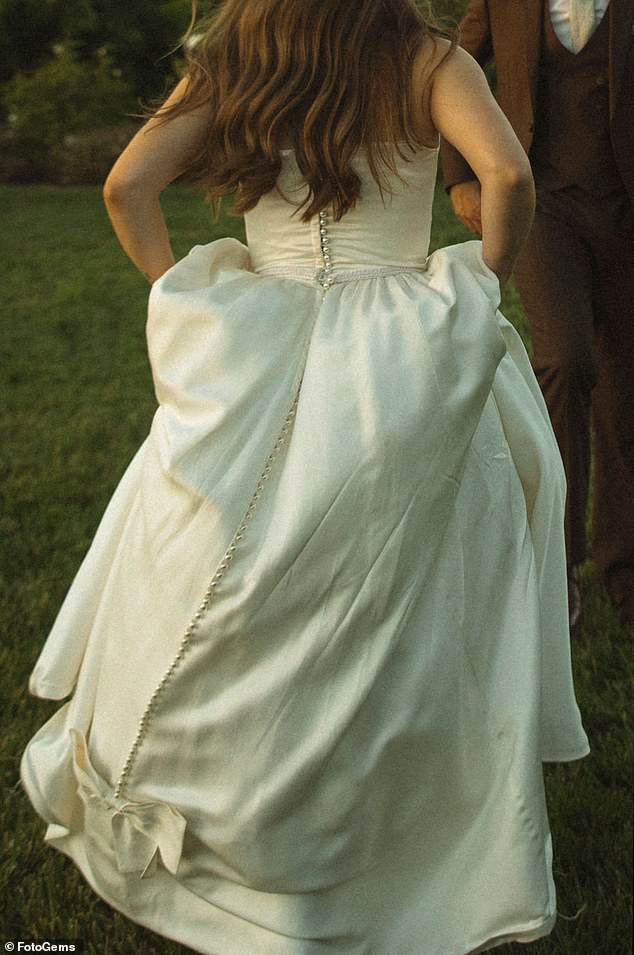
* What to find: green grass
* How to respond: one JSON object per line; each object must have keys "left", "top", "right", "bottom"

{"left": 1, "top": 184, "right": 631, "bottom": 954}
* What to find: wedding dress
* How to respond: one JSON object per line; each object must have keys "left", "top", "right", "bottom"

{"left": 22, "top": 145, "right": 589, "bottom": 955}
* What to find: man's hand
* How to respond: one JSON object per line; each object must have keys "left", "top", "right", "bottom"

{"left": 449, "top": 180, "right": 483, "bottom": 235}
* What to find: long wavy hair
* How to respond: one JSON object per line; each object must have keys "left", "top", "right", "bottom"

{"left": 161, "top": 0, "right": 454, "bottom": 220}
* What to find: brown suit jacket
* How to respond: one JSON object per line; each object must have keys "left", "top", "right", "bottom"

{"left": 440, "top": 0, "right": 634, "bottom": 205}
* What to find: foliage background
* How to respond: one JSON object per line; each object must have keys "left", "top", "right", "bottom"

{"left": 0, "top": 0, "right": 198, "bottom": 182}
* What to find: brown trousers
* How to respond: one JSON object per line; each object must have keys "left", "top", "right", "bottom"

{"left": 513, "top": 183, "right": 634, "bottom": 584}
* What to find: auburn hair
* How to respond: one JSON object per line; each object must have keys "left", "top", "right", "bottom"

{"left": 161, "top": 0, "right": 455, "bottom": 221}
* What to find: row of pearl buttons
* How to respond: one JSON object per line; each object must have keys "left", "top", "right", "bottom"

{"left": 113, "top": 387, "right": 302, "bottom": 799}
{"left": 317, "top": 209, "right": 333, "bottom": 290}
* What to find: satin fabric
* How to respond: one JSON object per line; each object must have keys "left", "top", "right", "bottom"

{"left": 22, "top": 147, "right": 588, "bottom": 954}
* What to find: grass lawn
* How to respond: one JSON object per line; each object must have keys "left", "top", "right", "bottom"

{"left": 1, "top": 183, "right": 631, "bottom": 954}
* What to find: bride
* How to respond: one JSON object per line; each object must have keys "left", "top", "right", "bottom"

{"left": 22, "top": 1, "right": 589, "bottom": 952}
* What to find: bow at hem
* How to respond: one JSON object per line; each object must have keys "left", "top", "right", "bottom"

{"left": 70, "top": 729, "right": 186, "bottom": 878}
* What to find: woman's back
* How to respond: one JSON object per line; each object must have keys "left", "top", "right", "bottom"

{"left": 153, "top": 0, "right": 445, "bottom": 224}
{"left": 246, "top": 145, "right": 439, "bottom": 279}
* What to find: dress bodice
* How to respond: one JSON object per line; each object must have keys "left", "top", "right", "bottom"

{"left": 245, "top": 145, "right": 439, "bottom": 283}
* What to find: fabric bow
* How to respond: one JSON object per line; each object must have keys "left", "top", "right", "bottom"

{"left": 70, "top": 729, "right": 186, "bottom": 878}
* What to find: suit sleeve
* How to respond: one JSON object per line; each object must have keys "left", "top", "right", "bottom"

{"left": 440, "top": 0, "right": 495, "bottom": 190}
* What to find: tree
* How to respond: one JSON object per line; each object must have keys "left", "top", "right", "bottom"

{"left": 0, "top": 0, "right": 193, "bottom": 100}
{"left": 3, "top": 45, "right": 133, "bottom": 149}
{"left": 1, "top": 43, "right": 135, "bottom": 180}
{"left": 0, "top": 0, "right": 95, "bottom": 83}
{"left": 73, "top": 0, "right": 194, "bottom": 102}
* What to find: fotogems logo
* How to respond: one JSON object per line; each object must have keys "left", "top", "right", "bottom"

{"left": 4, "top": 944, "right": 82, "bottom": 953}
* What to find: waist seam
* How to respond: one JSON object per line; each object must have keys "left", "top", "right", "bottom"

{"left": 253, "top": 264, "right": 426, "bottom": 286}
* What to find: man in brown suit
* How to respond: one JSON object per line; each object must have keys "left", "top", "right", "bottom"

{"left": 441, "top": 0, "right": 634, "bottom": 628}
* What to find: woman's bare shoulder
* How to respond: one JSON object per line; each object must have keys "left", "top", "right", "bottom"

{"left": 410, "top": 35, "right": 456, "bottom": 146}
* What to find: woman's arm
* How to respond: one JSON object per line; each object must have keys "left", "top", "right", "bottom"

{"left": 103, "top": 78, "right": 211, "bottom": 282}
{"left": 419, "top": 44, "right": 535, "bottom": 288}
{"left": 440, "top": 0, "right": 494, "bottom": 197}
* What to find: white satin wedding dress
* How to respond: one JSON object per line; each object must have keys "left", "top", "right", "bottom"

{"left": 22, "top": 146, "right": 588, "bottom": 955}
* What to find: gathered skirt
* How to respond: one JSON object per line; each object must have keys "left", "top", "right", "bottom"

{"left": 22, "top": 238, "right": 588, "bottom": 954}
